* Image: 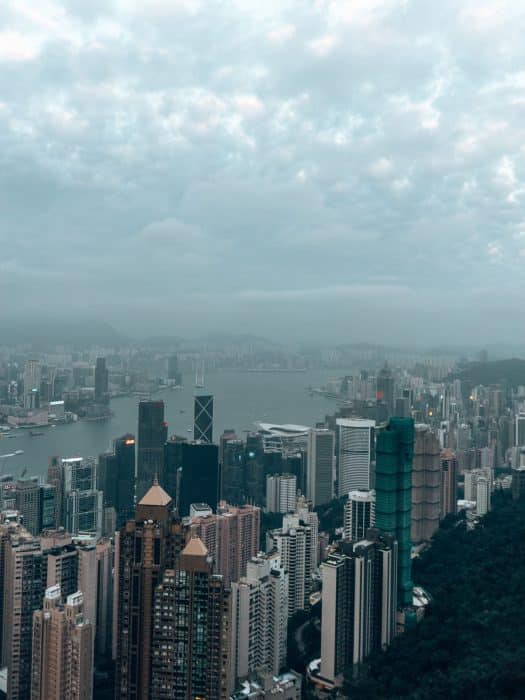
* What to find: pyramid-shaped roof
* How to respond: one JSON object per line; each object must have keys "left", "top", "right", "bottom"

{"left": 138, "top": 480, "right": 172, "bottom": 507}
{"left": 181, "top": 536, "right": 208, "bottom": 558}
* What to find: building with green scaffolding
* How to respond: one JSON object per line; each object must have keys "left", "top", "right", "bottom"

{"left": 375, "top": 417, "right": 415, "bottom": 608}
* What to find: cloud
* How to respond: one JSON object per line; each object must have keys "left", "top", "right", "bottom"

{"left": 2, "top": 0, "right": 525, "bottom": 342}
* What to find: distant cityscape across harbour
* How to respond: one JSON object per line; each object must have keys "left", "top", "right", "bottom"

{"left": 0, "top": 369, "right": 347, "bottom": 478}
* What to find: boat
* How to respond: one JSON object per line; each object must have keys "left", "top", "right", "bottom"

{"left": 30, "top": 431, "right": 44, "bottom": 437}
{"left": 180, "top": 409, "right": 186, "bottom": 414}
{"left": 14, "top": 450, "right": 24, "bottom": 455}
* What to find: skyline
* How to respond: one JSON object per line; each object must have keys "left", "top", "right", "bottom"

{"left": 2, "top": 1, "right": 525, "bottom": 341}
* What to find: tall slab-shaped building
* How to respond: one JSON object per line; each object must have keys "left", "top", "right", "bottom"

{"left": 375, "top": 417, "right": 415, "bottom": 608}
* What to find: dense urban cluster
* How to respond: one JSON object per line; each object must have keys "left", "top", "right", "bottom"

{"left": 0, "top": 343, "right": 524, "bottom": 699}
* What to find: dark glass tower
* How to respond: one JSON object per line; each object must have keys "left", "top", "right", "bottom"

{"left": 194, "top": 394, "right": 213, "bottom": 444}
{"left": 99, "top": 434, "right": 136, "bottom": 527}
{"left": 137, "top": 401, "right": 168, "bottom": 501}
{"left": 377, "top": 363, "right": 394, "bottom": 418}
{"left": 178, "top": 443, "right": 220, "bottom": 516}
{"left": 375, "top": 417, "right": 415, "bottom": 608}
{"left": 163, "top": 435, "right": 187, "bottom": 505}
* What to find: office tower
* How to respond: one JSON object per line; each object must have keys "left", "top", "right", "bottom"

{"left": 94, "top": 357, "right": 109, "bottom": 403}
{"left": 376, "top": 363, "right": 394, "bottom": 417}
{"left": 115, "top": 481, "right": 186, "bottom": 700}
{"left": 344, "top": 490, "right": 375, "bottom": 542}
{"left": 31, "top": 586, "right": 93, "bottom": 700}
{"left": 194, "top": 394, "right": 214, "bottom": 443}
{"left": 221, "top": 438, "right": 245, "bottom": 504}
{"left": 163, "top": 435, "right": 186, "bottom": 504}
{"left": 411, "top": 425, "right": 441, "bottom": 544}
{"left": 61, "top": 457, "right": 103, "bottom": 537}
{"left": 99, "top": 434, "right": 136, "bottom": 527}
{"left": 2, "top": 526, "right": 44, "bottom": 700}
{"left": 23, "top": 359, "right": 41, "bottom": 409}
{"left": 95, "top": 539, "right": 113, "bottom": 658}
{"left": 47, "top": 457, "right": 63, "bottom": 529}
{"left": 150, "top": 538, "right": 231, "bottom": 700}
{"left": 178, "top": 442, "right": 220, "bottom": 517}
{"left": 268, "top": 513, "right": 316, "bottom": 616}
{"left": 266, "top": 473, "right": 297, "bottom": 513}
{"left": 307, "top": 428, "right": 335, "bottom": 507}
{"left": 375, "top": 417, "right": 415, "bottom": 608}
{"left": 190, "top": 503, "right": 260, "bottom": 587}
{"left": 15, "top": 478, "right": 40, "bottom": 535}
{"left": 320, "top": 533, "right": 397, "bottom": 684}
{"left": 244, "top": 433, "right": 265, "bottom": 505}
{"left": 39, "top": 483, "right": 57, "bottom": 531}
{"left": 137, "top": 400, "right": 168, "bottom": 501}
{"left": 395, "top": 396, "right": 410, "bottom": 418}
{"left": 515, "top": 410, "right": 525, "bottom": 446}
{"left": 336, "top": 419, "right": 375, "bottom": 497}
{"left": 476, "top": 476, "right": 490, "bottom": 516}
{"left": 440, "top": 449, "right": 458, "bottom": 517}
{"left": 230, "top": 554, "right": 288, "bottom": 684}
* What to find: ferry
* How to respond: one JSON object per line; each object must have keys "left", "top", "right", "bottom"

{"left": 14, "top": 450, "right": 24, "bottom": 456}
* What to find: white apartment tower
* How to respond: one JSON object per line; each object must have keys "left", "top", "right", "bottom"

{"left": 344, "top": 490, "right": 376, "bottom": 542}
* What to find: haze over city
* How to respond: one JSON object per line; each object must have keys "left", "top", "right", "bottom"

{"left": 2, "top": 1, "right": 525, "bottom": 343}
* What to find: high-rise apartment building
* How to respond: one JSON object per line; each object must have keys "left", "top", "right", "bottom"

{"left": 178, "top": 442, "right": 220, "bottom": 517}
{"left": 15, "top": 478, "right": 40, "bottom": 535}
{"left": 336, "top": 419, "right": 375, "bottom": 497}
{"left": 375, "top": 417, "right": 415, "bottom": 608}
{"left": 476, "top": 476, "right": 491, "bottom": 516}
{"left": 267, "top": 513, "right": 317, "bottom": 616}
{"left": 440, "top": 449, "right": 458, "bottom": 518}
{"left": 320, "top": 533, "right": 397, "bottom": 684}
{"left": 94, "top": 357, "right": 109, "bottom": 404}
{"left": 95, "top": 538, "right": 114, "bottom": 658}
{"left": 114, "top": 481, "right": 186, "bottom": 700}
{"left": 344, "top": 490, "right": 375, "bottom": 542}
{"left": 23, "top": 359, "right": 41, "bottom": 409}
{"left": 515, "top": 411, "right": 525, "bottom": 446}
{"left": 266, "top": 473, "right": 297, "bottom": 513}
{"left": 31, "top": 586, "right": 93, "bottom": 700}
{"left": 411, "top": 425, "right": 441, "bottom": 544}
{"left": 190, "top": 502, "right": 260, "bottom": 587}
{"left": 137, "top": 401, "right": 168, "bottom": 501}
{"left": 194, "top": 394, "right": 214, "bottom": 444}
{"left": 150, "top": 538, "right": 231, "bottom": 700}
{"left": 2, "top": 525, "right": 44, "bottom": 700}
{"left": 306, "top": 429, "right": 335, "bottom": 507}
{"left": 230, "top": 554, "right": 288, "bottom": 684}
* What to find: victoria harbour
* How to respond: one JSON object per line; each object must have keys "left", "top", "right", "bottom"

{"left": 1, "top": 369, "right": 344, "bottom": 478}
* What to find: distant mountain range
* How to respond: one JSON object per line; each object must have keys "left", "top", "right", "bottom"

{"left": 452, "top": 359, "right": 525, "bottom": 387}
{"left": 0, "top": 318, "right": 127, "bottom": 349}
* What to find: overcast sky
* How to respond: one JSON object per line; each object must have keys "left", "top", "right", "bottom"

{"left": 1, "top": 0, "right": 525, "bottom": 344}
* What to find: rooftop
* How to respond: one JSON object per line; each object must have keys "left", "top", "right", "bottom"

{"left": 138, "top": 480, "right": 172, "bottom": 507}
{"left": 181, "top": 536, "right": 208, "bottom": 558}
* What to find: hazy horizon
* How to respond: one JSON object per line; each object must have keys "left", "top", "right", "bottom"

{"left": 2, "top": 1, "right": 525, "bottom": 345}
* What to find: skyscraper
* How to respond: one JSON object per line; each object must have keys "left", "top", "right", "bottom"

{"left": 230, "top": 554, "right": 288, "bottom": 684}
{"left": 137, "top": 401, "right": 168, "bottom": 501}
{"left": 150, "top": 538, "right": 232, "bottom": 700}
{"left": 2, "top": 525, "right": 44, "bottom": 700}
{"left": 376, "top": 363, "right": 394, "bottom": 417}
{"left": 515, "top": 410, "right": 525, "bottom": 446}
{"left": 114, "top": 481, "right": 185, "bottom": 700}
{"left": 266, "top": 473, "right": 297, "bottom": 513}
{"left": 194, "top": 394, "right": 214, "bottom": 444}
{"left": 306, "top": 428, "right": 335, "bottom": 507}
{"left": 440, "top": 449, "right": 458, "bottom": 518}
{"left": 15, "top": 478, "right": 40, "bottom": 535}
{"left": 411, "top": 425, "right": 441, "bottom": 544}
{"left": 61, "top": 457, "right": 103, "bottom": 537}
{"left": 99, "top": 433, "right": 136, "bottom": 527}
{"left": 375, "top": 417, "right": 415, "bottom": 608}
{"left": 94, "top": 357, "right": 109, "bottom": 404}
{"left": 178, "top": 442, "right": 220, "bottom": 517}
{"left": 268, "top": 513, "right": 317, "bottom": 616}
{"left": 31, "top": 586, "right": 94, "bottom": 700}
{"left": 344, "top": 490, "right": 375, "bottom": 542}
{"left": 336, "top": 419, "right": 375, "bottom": 496}
{"left": 320, "top": 533, "right": 397, "bottom": 684}
{"left": 23, "top": 359, "right": 41, "bottom": 410}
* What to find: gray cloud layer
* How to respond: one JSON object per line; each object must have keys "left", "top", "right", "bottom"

{"left": 1, "top": 0, "right": 525, "bottom": 343}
